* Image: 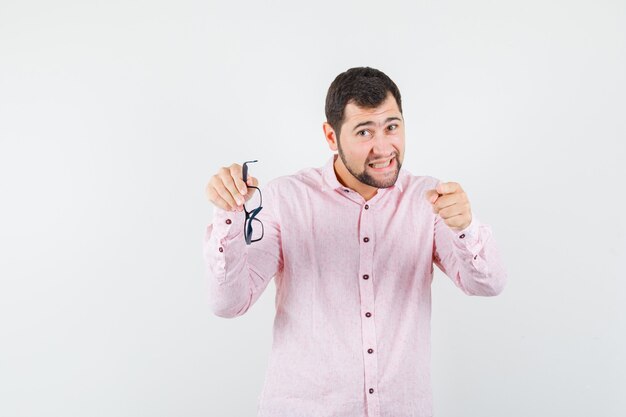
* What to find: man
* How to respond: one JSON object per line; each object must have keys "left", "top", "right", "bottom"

{"left": 203, "top": 66, "right": 507, "bottom": 417}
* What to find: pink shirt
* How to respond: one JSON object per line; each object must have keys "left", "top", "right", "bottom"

{"left": 203, "top": 154, "right": 507, "bottom": 417}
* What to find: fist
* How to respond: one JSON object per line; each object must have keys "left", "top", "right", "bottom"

{"left": 205, "top": 163, "right": 259, "bottom": 212}
{"left": 424, "top": 181, "right": 472, "bottom": 231}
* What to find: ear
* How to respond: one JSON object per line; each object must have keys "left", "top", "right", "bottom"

{"left": 322, "top": 122, "right": 339, "bottom": 151}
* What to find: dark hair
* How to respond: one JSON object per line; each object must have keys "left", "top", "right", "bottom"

{"left": 325, "top": 67, "right": 402, "bottom": 140}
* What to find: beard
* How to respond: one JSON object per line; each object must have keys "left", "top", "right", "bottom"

{"left": 337, "top": 143, "right": 402, "bottom": 189}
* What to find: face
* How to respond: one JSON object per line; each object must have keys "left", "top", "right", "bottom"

{"left": 326, "top": 92, "right": 405, "bottom": 189}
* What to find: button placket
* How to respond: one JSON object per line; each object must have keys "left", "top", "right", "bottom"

{"left": 357, "top": 202, "right": 381, "bottom": 416}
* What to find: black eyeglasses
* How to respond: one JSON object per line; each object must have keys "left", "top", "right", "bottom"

{"left": 242, "top": 160, "right": 264, "bottom": 245}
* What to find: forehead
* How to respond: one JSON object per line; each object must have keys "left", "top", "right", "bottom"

{"left": 343, "top": 92, "right": 401, "bottom": 125}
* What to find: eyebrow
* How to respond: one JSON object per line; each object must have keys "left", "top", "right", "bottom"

{"left": 352, "top": 116, "right": 402, "bottom": 132}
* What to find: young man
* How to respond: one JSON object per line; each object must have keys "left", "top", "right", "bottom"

{"left": 204, "top": 67, "right": 507, "bottom": 417}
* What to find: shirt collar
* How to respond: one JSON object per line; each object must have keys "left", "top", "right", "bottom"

{"left": 321, "top": 153, "right": 405, "bottom": 193}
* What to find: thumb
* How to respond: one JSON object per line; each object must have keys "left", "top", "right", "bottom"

{"left": 243, "top": 176, "right": 259, "bottom": 202}
{"left": 247, "top": 176, "right": 259, "bottom": 187}
{"left": 425, "top": 189, "right": 439, "bottom": 204}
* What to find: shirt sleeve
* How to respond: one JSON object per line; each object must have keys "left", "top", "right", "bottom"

{"left": 432, "top": 206, "right": 508, "bottom": 297}
{"left": 202, "top": 182, "right": 283, "bottom": 318}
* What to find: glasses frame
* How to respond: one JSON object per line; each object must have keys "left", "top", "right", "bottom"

{"left": 242, "top": 160, "right": 264, "bottom": 245}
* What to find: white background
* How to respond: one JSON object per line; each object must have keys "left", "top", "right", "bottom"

{"left": 1, "top": 0, "right": 624, "bottom": 416}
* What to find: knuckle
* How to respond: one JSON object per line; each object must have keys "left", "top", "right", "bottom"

{"left": 225, "top": 190, "right": 235, "bottom": 201}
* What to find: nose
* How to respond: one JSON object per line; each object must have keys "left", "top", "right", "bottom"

{"left": 371, "top": 132, "right": 395, "bottom": 158}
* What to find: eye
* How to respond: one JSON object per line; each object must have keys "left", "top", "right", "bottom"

{"left": 387, "top": 124, "right": 398, "bottom": 131}
{"left": 357, "top": 129, "right": 371, "bottom": 137}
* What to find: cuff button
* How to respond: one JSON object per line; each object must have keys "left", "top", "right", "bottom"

{"left": 225, "top": 219, "right": 232, "bottom": 225}
{"left": 459, "top": 233, "right": 465, "bottom": 239}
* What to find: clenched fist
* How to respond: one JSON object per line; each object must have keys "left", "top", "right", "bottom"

{"left": 424, "top": 181, "right": 472, "bottom": 232}
{"left": 205, "top": 163, "right": 259, "bottom": 212}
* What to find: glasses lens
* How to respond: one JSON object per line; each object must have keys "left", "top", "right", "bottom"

{"left": 250, "top": 217, "right": 263, "bottom": 241}
{"left": 244, "top": 188, "right": 261, "bottom": 212}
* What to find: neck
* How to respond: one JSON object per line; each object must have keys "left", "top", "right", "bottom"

{"left": 333, "top": 155, "right": 378, "bottom": 201}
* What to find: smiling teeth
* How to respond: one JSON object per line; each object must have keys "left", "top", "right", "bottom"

{"left": 370, "top": 158, "right": 392, "bottom": 168}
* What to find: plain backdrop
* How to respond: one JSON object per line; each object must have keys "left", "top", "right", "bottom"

{"left": 1, "top": 0, "right": 625, "bottom": 416}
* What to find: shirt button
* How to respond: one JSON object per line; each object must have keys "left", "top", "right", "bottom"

{"left": 369, "top": 388, "right": 374, "bottom": 394}
{"left": 363, "top": 237, "right": 369, "bottom": 243}
{"left": 474, "top": 255, "right": 478, "bottom": 260}
{"left": 459, "top": 233, "right": 465, "bottom": 239}
{"left": 225, "top": 219, "right": 232, "bottom": 225}
{"left": 218, "top": 247, "right": 224, "bottom": 252}
{"left": 365, "top": 312, "right": 372, "bottom": 317}
{"left": 344, "top": 189, "right": 349, "bottom": 193}
{"left": 363, "top": 274, "right": 369, "bottom": 280}
{"left": 367, "top": 348, "right": 374, "bottom": 354}
{"left": 364, "top": 204, "right": 369, "bottom": 210}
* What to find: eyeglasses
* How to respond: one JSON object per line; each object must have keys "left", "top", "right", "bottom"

{"left": 242, "top": 160, "right": 264, "bottom": 245}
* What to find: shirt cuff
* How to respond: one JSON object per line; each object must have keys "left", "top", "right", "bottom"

{"left": 212, "top": 205, "right": 245, "bottom": 240}
{"left": 452, "top": 216, "right": 481, "bottom": 256}
{"left": 457, "top": 217, "right": 477, "bottom": 237}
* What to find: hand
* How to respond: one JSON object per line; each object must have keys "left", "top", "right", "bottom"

{"left": 424, "top": 181, "right": 472, "bottom": 231}
{"left": 205, "top": 163, "right": 259, "bottom": 212}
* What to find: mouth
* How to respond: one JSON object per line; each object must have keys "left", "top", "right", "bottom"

{"left": 368, "top": 156, "right": 396, "bottom": 171}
